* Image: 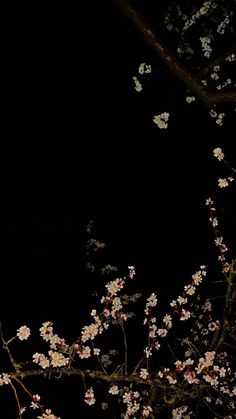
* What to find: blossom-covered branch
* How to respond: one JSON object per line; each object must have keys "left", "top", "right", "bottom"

{"left": 197, "top": 43, "right": 236, "bottom": 78}
{"left": 114, "top": 0, "right": 236, "bottom": 107}
{"left": 1, "top": 259, "right": 236, "bottom": 417}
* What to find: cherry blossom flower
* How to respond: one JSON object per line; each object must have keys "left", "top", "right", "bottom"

{"left": 85, "top": 387, "right": 96, "bottom": 405}
{"left": 77, "top": 346, "right": 91, "bottom": 359}
{"left": 39, "top": 322, "right": 54, "bottom": 342}
{"left": 153, "top": 112, "right": 169, "bottom": 129}
{"left": 105, "top": 278, "right": 124, "bottom": 296}
{"left": 138, "top": 63, "right": 152, "bottom": 74}
{"left": 157, "top": 328, "right": 168, "bottom": 337}
{"left": 192, "top": 271, "right": 203, "bottom": 285}
{"left": 149, "top": 324, "right": 157, "bottom": 338}
{"left": 112, "top": 297, "right": 122, "bottom": 311}
{"left": 177, "top": 296, "right": 188, "bottom": 305}
{"left": 17, "top": 325, "right": 31, "bottom": 341}
{"left": 37, "top": 409, "right": 60, "bottom": 419}
{"left": 128, "top": 265, "right": 136, "bottom": 279}
{"left": 93, "top": 348, "right": 100, "bottom": 356}
{"left": 140, "top": 368, "right": 149, "bottom": 379}
{"left": 218, "top": 178, "right": 229, "bottom": 188}
{"left": 133, "top": 76, "right": 142, "bottom": 92}
{"left": 208, "top": 321, "right": 220, "bottom": 331}
{"left": 146, "top": 293, "right": 157, "bottom": 309}
{"left": 48, "top": 351, "right": 69, "bottom": 367}
{"left": 213, "top": 147, "right": 225, "bottom": 161}
{"left": 109, "top": 385, "right": 119, "bottom": 395}
{"left": 163, "top": 314, "right": 172, "bottom": 328}
{"left": 184, "top": 371, "right": 199, "bottom": 384}
{"left": 202, "top": 300, "right": 212, "bottom": 312}
{"left": 186, "top": 96, "right": 196, "bottom": 103}
{"left": 0, "top": 373, "right": 11, "bottom": 386}
{"left": 144, "top": 347, "right": 152, "bottom": 358}
{"left": 31, "top": 401, "right": 39, "bottom": 410}
{"left": 81, "top": 323, "right": 99, "bottom": 343}
{"left": 184, "top": 284, "right": 196, "bottom": 295}
{"left": 206, "top": 197, "right": 214, "bottom": 206}
{"left": 180, "top": 309, "right": 191, "bottom": 321}
{"left": 196, "top": 351, "right": 216, "bottom": 374}
{"left": 166, "top": 375, "right": 177, "bottom": 384}
{"left": 172, "top": 405, "right": 188, "bottom": 418}
{"left": 33, "top": 353, "right": 50, "bottom": 369}
{"left": 123, "top": 392, "right": 132, "bottom": 404}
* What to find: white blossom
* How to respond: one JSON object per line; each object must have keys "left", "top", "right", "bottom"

{"left": 0, "top": 373, "right": 11, "bottom": 386}
{"left": 218, "top": 178, "right": 229, "bottom": 188}
{"left": 17, "top": 325, "right": 31, "bottom": 341}
{"left": 85, "top": 387, "right": 96, "bottom": 405}
{"left": 140, "top": 368, "right": 149, "bottom": 379}
{"left": 109, "top": 385, "right": 119, "bottom": 395}
{"left": 37, "top": 409, "right": 60, "bottom": 419}
{"left": 133, "top": 76, "right": 142, "bottom": 92}
{"left": 138, "top": 63, "right": 152, "bottom": 75}
{"left": 186, "top": 96, "right": 195, "bottom": 103}
{"left": 153, "top": 112, "right": 169, "bottom": 129}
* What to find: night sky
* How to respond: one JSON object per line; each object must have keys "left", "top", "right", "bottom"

{"left": 3, "top": 1, "right": 235, "bottom": 317}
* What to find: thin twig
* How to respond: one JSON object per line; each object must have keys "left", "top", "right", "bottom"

{"left": 10, "top": 382, "right": 22, "bottom": 419}
{"left": 119, "top": 320, "right": 128, "bottom": 375}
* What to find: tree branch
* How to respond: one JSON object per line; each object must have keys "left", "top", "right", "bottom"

{"left": 11, "top": 365, "right": 210, "bottom": 410}
{"left": 215, "top": 258, "right": 236, "bottom": 350}
{"left": 197, "top": 44, "right": 236, "bottom": 79}
{"left": 114, "top": 0, "right": 236, "bottom": 107}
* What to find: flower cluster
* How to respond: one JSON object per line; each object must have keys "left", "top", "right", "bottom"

{"left": 218, "top": 177, "right": 234, "bottom": 188}
{"left": 76, "top": 275, "right": 131, "bottom": 360}
{"left": 172, "top": 405, "right": 189, "bottom": 419}
{"left": 226, "top": 53, "right": 236, "bottom": 62}
{"left": 138, "top": 63, "right": 152, "bottom": 75}
{"left": 122, "top": 389, "right": 153, "bottom": 418}
{"left": 0, "top": 147, "right": 235, "bottom": 418}
{"left": 32, "top": 322, "right": 69, "bottom": 369}
{"left": 16, "top": 393, "right": 60, "bottom": 419}
{"left": 213, "top": 147, "right": 224, "bottom": 161}
{"left": 84, "top": 387, "right": 96, "bottom": 405}
{"left": 183, "top": 1, "right": 216, "bottom": 31}
{"left": 170, "top": 267, "right": 206, "bottom": 313}
{"left": 0, "top": 373, "right": 11, "bottom": 386}
{"left": 133, "top": 76, "right": 142, "bottom": 93}
{"left": 209, "top": 110, "right": 225, "bottom": 126}
{"left": 133, "top": 62, "right": 152, "bottom": 93}
{"left": 213, "top": 148, "right": 235, "bottom": 189}
{"left": 142, "top": 267, "right": 206, "bottom": 359}
{"left": 37, "top": 409, "right": 60, "bottom": 419}
{"left": 216, "top": 78, "right": 233, "bottom": 92}
{"left": 153, "top": 112, "right": 169, "bottom": 129}
{"left": 206, "top": 197, "right": 230, "bottom": 273}
{"left": 186, "top": 96, "right": 196, "bottom": 104}
{"left": 16, "top": 394, "right": 43, "bottom": 417}
{"left": 210, "top": 65, "right": 220, "bottom": 81}
{"left": 128, "top": 265, "right": 136, "bottom": 279}
{"left": 200, "top": 36, "right": 212, "bottom": 58}
{"left": 187, "top": 294, "right": 220, "bottom": 347}
{"left": 217, "top": 13, "right": 233, "bottom": 35}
